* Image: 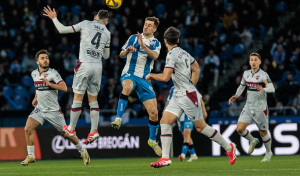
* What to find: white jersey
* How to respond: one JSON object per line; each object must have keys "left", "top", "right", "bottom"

{"left": 165, "top": 47, "right": 199, "bottom": 97}
{"left": 31, "top": 68, "right": 63, "bottom": 112}
{"left": 241, "top": 69, "right": 272, "bottom": 110}
{"left": 72, "top": 20, "right": 111, "bottom": 63}
{"left": 121, "top": 33, "right": 161, "bottom": 78}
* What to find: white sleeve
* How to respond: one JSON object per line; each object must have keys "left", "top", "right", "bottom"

{"left": 235, "top": 84, "right": 246, "bottom": 97}
{"left": 103, "top": 48, "right": 110, "bottom": 59}
{"left": 52, "top": 18, "right": 75, "bottom": 34}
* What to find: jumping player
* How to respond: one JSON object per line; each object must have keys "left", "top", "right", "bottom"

{"left": 111, "top": 17, "right": 162, "bottom": 156}
{"left": 21, "top": 50, "right": 90, "bottom": 166}
{"left": 147, "top": 27, "right": 237, "bottom": 168}
{"left": 43, "top": 6, "right": 111, "bottom": 144}
{"left": 228, "top": 52, "right": 275, "bottom": 162}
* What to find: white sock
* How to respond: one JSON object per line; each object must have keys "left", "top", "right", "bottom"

{"left": 181, "top": 153, "right": 186, "bottom": 158}
{"left": 160, "top": 124, "right": 172, "bottom": 158}
{"left": 27, "top": 146, "right": 35, "bottom": 157}
{"left": 75, "top": 142, "right": 84, "bottom": 153}
{"left": 238, "top": 129, "right": 255, "bottom": 142}
{"left": 261, "top": 133, "right": 272, "bottom": 153}
{"left": 69, "top": 100, "right": 82, "bottom": 131}
{"left": 191, "top": 153, "right": 197, "bottom": 157}
{"left": 89, "top": 101, "right": 99, "bottom": 133}
{"left": 201, "top": 125, "right": 231, "bottom": 152}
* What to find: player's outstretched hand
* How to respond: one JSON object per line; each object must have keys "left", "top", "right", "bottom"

{"left": 145, "top": 74, "right": 151, "bottom": 82}
{"left": 43, "top": 5, "right": 57, "bottom": 19}
{"left": 126, "top": 46, "right": 136, "bottom": 53}
{"left": 256, "top": 85, "right": 265, "bottom": 93}
{"left": 228, "top": 95, "right": 238, "bottom": 105}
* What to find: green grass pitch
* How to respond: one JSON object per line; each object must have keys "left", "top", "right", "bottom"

{"left": 1, "top": 155, "right": 299, "bottom": 176}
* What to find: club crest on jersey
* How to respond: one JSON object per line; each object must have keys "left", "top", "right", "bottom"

{"left": 256, "top": 76, "right": 260, "bottom": 80}
{"left": 44, "top": 74, "right": 48, "bottom": 78}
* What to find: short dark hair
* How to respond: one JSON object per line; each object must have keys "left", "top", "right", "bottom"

{"left": 35, "top": 49, "right": 50, "bottom": 60}
{"left": 249, "top": 52, "right": 261, "bottom": 60}
{"left": 164, "top": 26, "right": 180, "bottom": 45}
{"left": 97, "top": 10, "right": 109, "bottom": 20}
{"left": 145, "top": 16, "right": 160, "bottom": 28}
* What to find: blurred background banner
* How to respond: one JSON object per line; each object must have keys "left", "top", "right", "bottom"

{"left": 0, "top": 127, "right": 41, "bottom": 160}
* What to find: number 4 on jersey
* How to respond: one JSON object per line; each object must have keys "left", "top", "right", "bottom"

{"left": 91, "top": 32, "right": 102, "bottom": 49}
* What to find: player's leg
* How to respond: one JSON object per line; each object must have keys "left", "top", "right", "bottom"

{"left": 237, "top": 108, "right": 259, "bottom": 154}
{"left": 259, "top": 130, "right": 272, "bottom": 162}
{"left": 179, "top": 128, "right": 191, "bottom": 161}
{"left": 151, "top": 111, "right": 177, "bottom": 168}
{"left": 194, "top": 118, "right": 236, "bottom": 165}
{"left": 65, "top": 62, "right": 88, "bottom": 134}
{"left": 256, "top": 108, "right": 272, "bottom": 162}
{"left": 151, "top": 98, "right": 182, "bottom": 168}
{"left": 22, "top": 111, "right": 43, "bottom": 166}
{"left": 187, "top": 137, "right": 198, "bottom": 162}
{"left": 65, "top": 93, "right": 84, "bottom": 135}
{"left": 143, "top": 98, "right": 161, "bottom": 156}
{"left": 48, "top": 111, "right": 90, "bottom": 165}
{"left": 111, "top": 76, "right": 135, "bottom": 129}
{"left": 83, "top": 94, "right": 100, "bottom": 144}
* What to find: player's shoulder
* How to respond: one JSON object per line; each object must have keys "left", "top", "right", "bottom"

{"left": 243, "top": 69, "right": 251, "bottom": 75}
{"left": 259, "top": 68, "right": 268, "bottom": 75}
{"left": 48, "top": 68, "right": 59, "bottom": 74}
{"left": 31, "top": 69, "right": 39, "bottom": 76}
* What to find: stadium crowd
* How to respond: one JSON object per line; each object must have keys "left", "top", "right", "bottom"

{"left": 0, "top": 0, "right": 299, "bottom": 120}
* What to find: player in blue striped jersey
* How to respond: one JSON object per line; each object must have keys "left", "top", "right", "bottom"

{"left": 111, "top": 17, "right": 162, "bottom": 156}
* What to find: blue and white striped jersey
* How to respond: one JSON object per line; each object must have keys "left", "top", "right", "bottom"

{"left": 121, "top": 33, "right": 161, "bottom": 78}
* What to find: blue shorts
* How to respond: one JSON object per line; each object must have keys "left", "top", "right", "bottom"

{"left": 177, "top": 114, "right": 194, "bottom": 132}
{"left": 120, "top": 74, "right": 156, "bottom": 102}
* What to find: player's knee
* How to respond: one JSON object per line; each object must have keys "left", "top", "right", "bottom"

{"left": 236, "top": 127, "right": 244, "bottom": 134}
{"left": 24, "top": 126, "right": 33, "bottom": 135}
{"left": 259, "top": 130, "right": 268, "bottom": 137}
{"left": 195, "top": 126, "right": 203, "bottom": 133}
{"left": 149, "top": 109, "right": 158, "bottom": 118}
{"left": 122, "top": 85, "right": 133, "bottom": 94}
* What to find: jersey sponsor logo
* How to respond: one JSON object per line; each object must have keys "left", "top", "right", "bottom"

{"left": 87, "top": 49, "right": 101, "bottom": 58}
{"left": 245, "top": 81, "right": 265, "bottom": 88}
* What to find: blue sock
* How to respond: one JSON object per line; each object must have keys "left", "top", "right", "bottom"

{"left": 116, "top": 93, "right": 128, "bottom": 118}
{"left": 148, "top": 120, "right": 159, "bottom": 141}
{"left": 189, "top": 144, "right": 195, "bottom": 155}
{"left": 182, "top": 143, "right": 189, "bottom": 154}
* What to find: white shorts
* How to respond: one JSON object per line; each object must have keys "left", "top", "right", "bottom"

{"left": 165, "top": 91, "right": 203, "bottom": 122}
{"left": 238, "top": 106, "right": 269, "bottom": 130}
{"left": 72, "top": 61, "right": 102, "bottom": 96}
{"left": 29, "top": 108, "right": 66, "bottom": 132}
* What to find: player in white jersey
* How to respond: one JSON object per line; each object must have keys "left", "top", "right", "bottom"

{"left": 166, "top": 86, "right": 208, "bottom": 162}
{"left": 146, "top": 27, "right": 237, "bottom": 168}
{"left": 228, "top": 52, "right": 275, "bottom": 162}
{"left": 43, "top": 6, "right": 111, "bottom": 144}
{"left": 111, "top": 17, "right": 162, "bottom": 156}
{"left": 21, "top": 50, "right": 90, "bottom": 166}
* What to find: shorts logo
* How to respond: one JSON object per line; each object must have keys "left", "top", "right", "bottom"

{"left": 34, "top": 108, "right": 40, "bottom": 113}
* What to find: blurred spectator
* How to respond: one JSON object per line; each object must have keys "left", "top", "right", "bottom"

{"left": 223, "top": 3, "right": 238, "bottom": 31}
{"left": 272, "top": 44, "right": 286, "bottom": 70}
{"left": 0, "top": 87, "right": 9, "bottom": 111}
{"left": 290, "top": 92, "right": 300, "bottom": 115}
{"left": 204, "top": 49, "right": 220, "bottom": 87}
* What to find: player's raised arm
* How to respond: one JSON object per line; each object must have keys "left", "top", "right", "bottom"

{"left": 43, "top": 5, "right": 75, "bottom": 34}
